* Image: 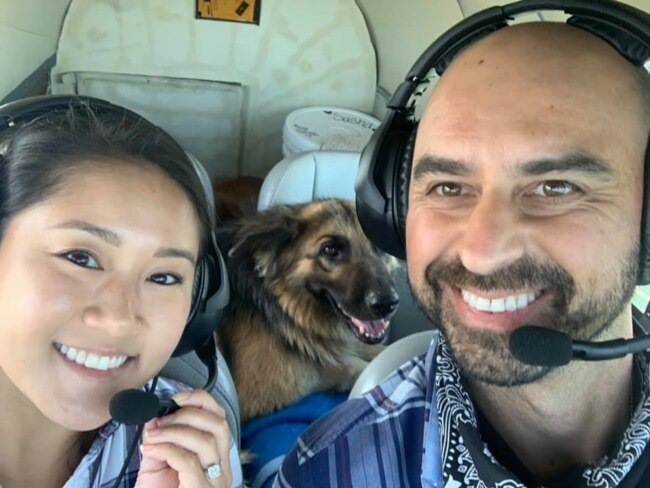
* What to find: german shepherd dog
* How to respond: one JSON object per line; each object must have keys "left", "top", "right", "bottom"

{"left": 216, "top": 199, "right": 399, "bottom": 421}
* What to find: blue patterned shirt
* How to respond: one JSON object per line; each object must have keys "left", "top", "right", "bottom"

{"left": 275, "top": 331, "right": 650, "bottom": 487}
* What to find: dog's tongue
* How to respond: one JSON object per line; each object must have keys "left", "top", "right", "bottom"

{"left": 350, "top": 317, "right": 388, "bottom": 335}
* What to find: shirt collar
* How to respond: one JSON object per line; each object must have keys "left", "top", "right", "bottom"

{"left": 430, "top": 332, "right": 650, "bottom": 487}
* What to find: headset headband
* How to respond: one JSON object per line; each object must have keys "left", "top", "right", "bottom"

{"left": 391, "top": 0, "right": 650, "bottom": 114}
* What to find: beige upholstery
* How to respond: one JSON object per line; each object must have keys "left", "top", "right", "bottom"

{"left": 162, "top": 349, "right": 241, "bottom": 446}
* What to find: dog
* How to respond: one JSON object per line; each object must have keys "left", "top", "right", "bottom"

{"left": 216, "top": 199, "right": 400, "bottom": 421}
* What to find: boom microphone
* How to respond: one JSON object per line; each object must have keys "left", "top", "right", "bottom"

{"left": 509, "top": 326, "right": 650, "bottom": 367}
{"left": 109, "top": 389, "right": 180, "bottom": 425}
{"left": 109, "top": 340, "right": 219, "bottom": 425}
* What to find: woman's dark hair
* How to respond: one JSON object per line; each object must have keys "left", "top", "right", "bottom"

{"left": 0, "top": 101, "right": 213, "bottom": 252}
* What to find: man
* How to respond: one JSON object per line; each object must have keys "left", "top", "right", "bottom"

{"left": 275, "top": 19, "right": 650, "bottom": 488}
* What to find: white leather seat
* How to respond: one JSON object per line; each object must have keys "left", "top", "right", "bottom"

{"left": 257, "top": 151, "right": 361, "bottom": 211}
{"left": 349, "top": 331, "right": 435, "bottom": 398}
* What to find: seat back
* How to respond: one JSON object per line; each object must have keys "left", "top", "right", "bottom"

{"left": 257, "top": 150, "right": 432, "bottom": 343}
{"left": 349, "top": 330, "right": 435, "bottom": 398}
{"left": 257, "top": 151, "right": 360, "bottom": 210}
{"left": 162, "top": 348, "right": 241, "bottom": 447}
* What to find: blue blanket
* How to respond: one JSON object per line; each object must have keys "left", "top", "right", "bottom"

{"left": 241, "top": 392, "right": 349, "bottom": 488}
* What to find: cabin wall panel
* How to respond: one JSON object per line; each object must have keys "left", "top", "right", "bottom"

{"left": 353, "top": 0, "right": 463, "bottom": 118}
{"left": 0, "top": 0, "right": 71, "bottom": 101}
{"left": 51, "top": 0, "right": 376, "bottom": 179}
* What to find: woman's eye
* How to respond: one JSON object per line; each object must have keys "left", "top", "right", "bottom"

{"left": 532, "top": 181, "right": 579, "bottom": 197}
{"left": 149, "top": 273, "right": 183, "bottom": 286}
{"left": 61, "top": 250, "right": 100, "bottom": 269}
{"left": 432, "top": 183, "right": 466, "bottom": 197}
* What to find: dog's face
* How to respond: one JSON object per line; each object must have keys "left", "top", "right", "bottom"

{"left": 223, "top": 200, "right": 399, "bottom": 344}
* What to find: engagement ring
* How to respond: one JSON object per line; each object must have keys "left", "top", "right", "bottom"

{"left": 206, "top": 462, "right": 222, "bottom": 479}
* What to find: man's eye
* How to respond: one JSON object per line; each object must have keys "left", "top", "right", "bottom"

{"left": 149, "top": 273, "right": 183, "bottom": 286}
{"left": 432, "top": 183, "right": 466, "bottom": 197}
{"left": 61, "top": 250, "right": 101, "bottom": 269}
{"left": 533, "top": 181, "right": 579, "bottom": 197}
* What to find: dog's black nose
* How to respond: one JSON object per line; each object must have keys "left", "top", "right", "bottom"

{"left": 365, "top": 289, "right": 399, "bottom": 317}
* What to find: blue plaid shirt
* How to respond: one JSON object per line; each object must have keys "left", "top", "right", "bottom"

{"left": 64, "top": 377, "right": 243, "bottom": 487}
{"left": 275, "top": 331, "right": 650, "bottom": 488}
{"left": 275, "top": 334, "right": 444, "bottom": 488}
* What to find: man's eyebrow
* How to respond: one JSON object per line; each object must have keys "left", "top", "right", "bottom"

{"left": 517, "top": 153, "right": 613, "bottom": 178}
{"left": 51, "top": 220, "right": 121, "bottom": 246}
{"left": 412, "top": 156, "right": 473, "bottom": 181}
{"left": 412, "top": 152, "right": 613, "bottom": 181}
{"left": 51, "top": 220, "right": 197, "bottom": 265}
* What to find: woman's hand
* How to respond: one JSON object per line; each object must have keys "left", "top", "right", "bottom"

{"left": 134, "top": 389, "right": 234, "bottom": 488}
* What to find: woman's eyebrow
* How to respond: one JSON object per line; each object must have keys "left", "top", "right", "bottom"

{"left": 51, "top": 220, "right": 121, "bottom": 246}
{"left": 154, "top": 248, "right": 197, "bottom": 266}
{"left": 50, "top": 219, "right": 197, "bottom": 265}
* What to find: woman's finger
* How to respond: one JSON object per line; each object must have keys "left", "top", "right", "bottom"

{"left": 144, "top": 421, "right": 220, "bottom": 469}
{"left": 157, "top": 406, "right": 226, "bottom": 434}
{"left": 162, "top": 390, "right": 234, "bottom": 485}
{"left": 140, "top": 442, "right": 231, "bottom": 487}
{"left": 172, "top": 389, "right": 226, "bottom": 417}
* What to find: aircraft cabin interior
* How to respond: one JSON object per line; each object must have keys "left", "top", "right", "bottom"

{"left": 2, "top": 1, "right": 650, "bottom": 487}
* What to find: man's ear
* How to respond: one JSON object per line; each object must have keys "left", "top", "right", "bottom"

{"left": 222, "top": 206, "right": 301, "bottom": 276}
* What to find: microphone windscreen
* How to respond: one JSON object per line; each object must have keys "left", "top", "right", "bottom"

{"left": 109, "top": 389, "right": 160, "bottom": 425}
{"left": 509, "top": 326, "right": 572, "bottom": 366}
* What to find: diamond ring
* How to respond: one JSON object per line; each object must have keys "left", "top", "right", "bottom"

{"left": 206, "top": 462, "right": 222, "bottom": 479}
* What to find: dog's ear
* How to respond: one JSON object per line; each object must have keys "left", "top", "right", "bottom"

{"left": 225, "top": 206, "right": 301, "bottom": 276}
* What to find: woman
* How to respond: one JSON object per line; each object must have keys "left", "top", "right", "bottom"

{"left": 0, "top": 96, "right": 242, "bottom": 487}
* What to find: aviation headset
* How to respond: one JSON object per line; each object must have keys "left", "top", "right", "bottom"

{"left": 355, "top": 0, "right": 650, "bottom": 283}
{"left": 0, "top": 95, "right": 229, "bottom": 357}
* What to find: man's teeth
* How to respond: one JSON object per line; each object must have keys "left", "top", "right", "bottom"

{"left": 54, "top": 343, "right": 128, "bottom": 371}
{"left": 461, "top": 290, "right": 541, "bottom": 313}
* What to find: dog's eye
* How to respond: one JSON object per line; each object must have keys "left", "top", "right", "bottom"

{"left": 320, "top": 244, "right": 340, "bottom": 259}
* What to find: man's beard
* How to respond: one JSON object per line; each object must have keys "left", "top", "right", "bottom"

{"left": 411, "top": 248, "right": 639, "bottom": 387}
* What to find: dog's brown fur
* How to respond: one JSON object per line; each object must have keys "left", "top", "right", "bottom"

{"left": 216, "top": 200, "right": 399, "bottom": 421}
{"left": 213, "top": 176, "right": 264, "bottom": 223}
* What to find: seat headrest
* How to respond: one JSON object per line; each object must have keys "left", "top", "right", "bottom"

{"left": 257, "top": 151, "right": 361, "bottom": 210}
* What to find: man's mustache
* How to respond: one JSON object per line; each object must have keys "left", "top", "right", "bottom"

{"left": 424, "top": 257, "right": 575, "bottom": 303}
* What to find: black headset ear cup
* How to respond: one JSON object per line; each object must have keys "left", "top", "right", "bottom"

{"left": 173, "top": 152, "right": 229, "bottom": 356}
{"left": 190, "top": 260, "right": 205, "bottom": 308}
{"left": 355, "top": 110, "right": 417, "bottom": 259}
{"left": 394, "top": 124, "right": 418, "bottom": 245}
{"left": 173, "top": 250, "right": 224, "bottom": 357}
{"left": 637, "top": 137, "right": 650, "bottom": 285}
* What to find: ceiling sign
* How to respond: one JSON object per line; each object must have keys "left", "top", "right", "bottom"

{"left": 196, "top": 0, "right": 261, "bottom": 24}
